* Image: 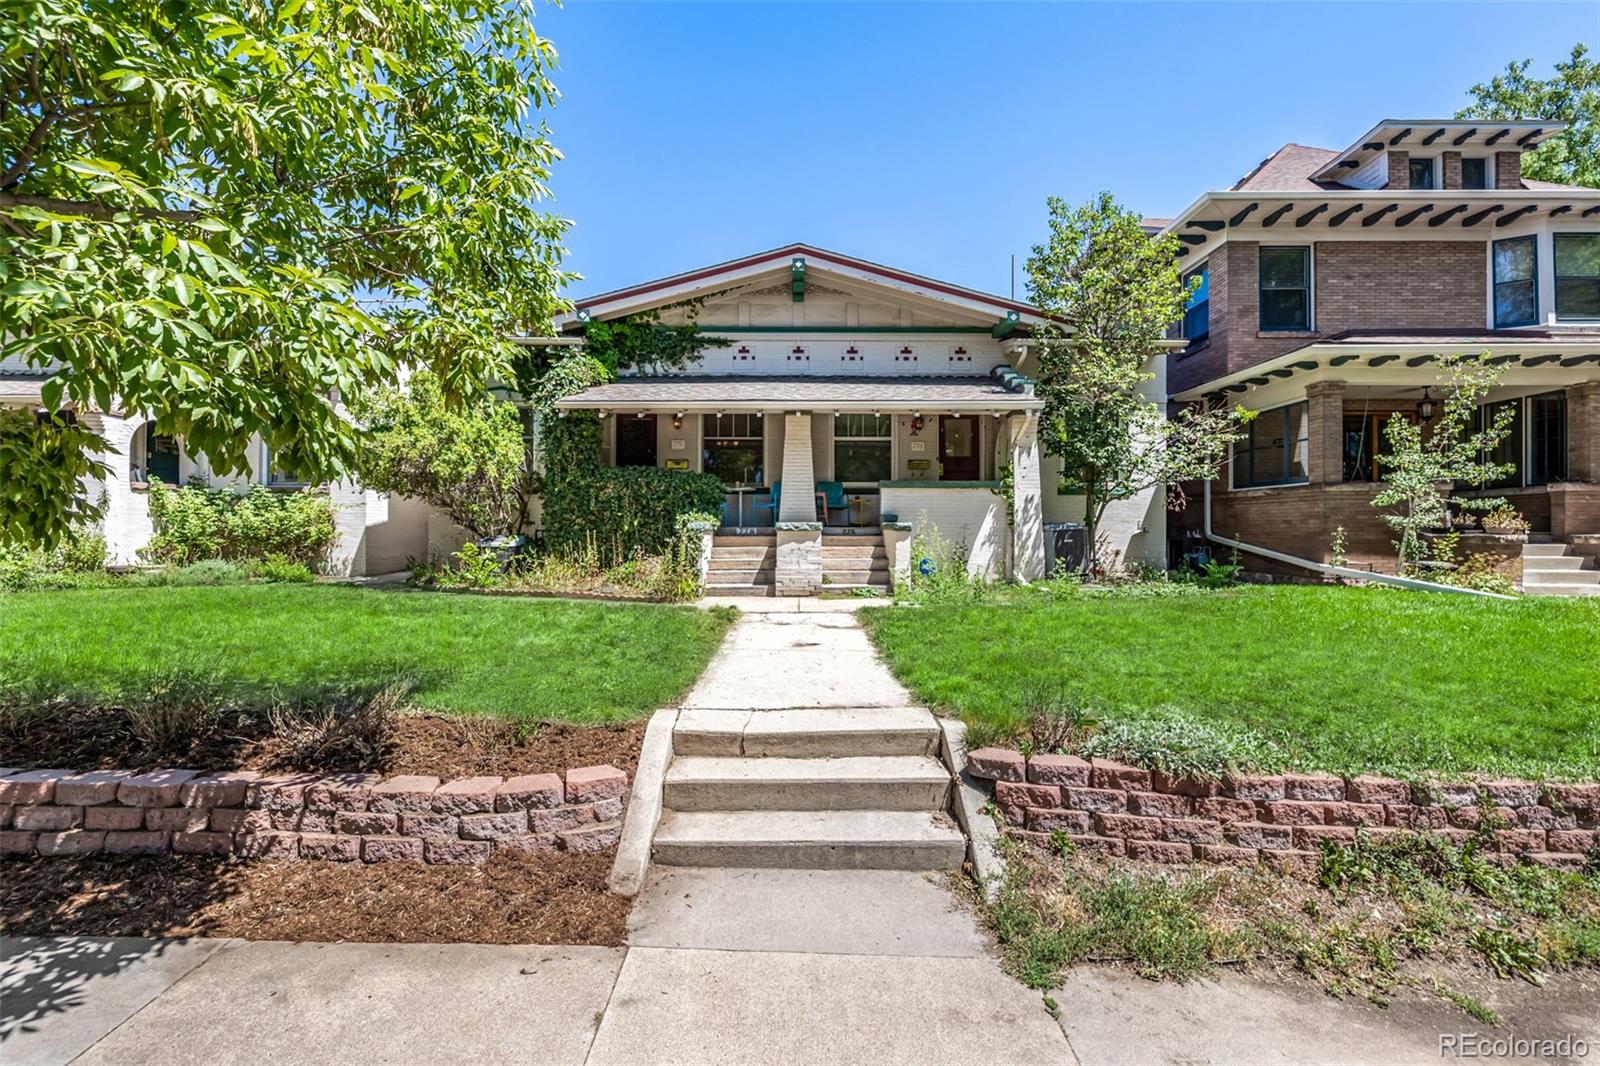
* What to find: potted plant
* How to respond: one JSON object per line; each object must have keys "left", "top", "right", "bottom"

{"left": 1480, "top": 504, "right": 1529, "bottom": 536}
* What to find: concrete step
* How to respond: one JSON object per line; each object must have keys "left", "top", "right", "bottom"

{"left": 1526, "top": 584, "right": 1600, "bottom": 596}
{"left": 663, "top": 755, "right": 951, "bottom": 812}
{"left": 822, "top": 536, "right": 884, "bottom": 546}
{"left": 1522, "top": 543, "right": 1573, "bottom": 557}
{"left": 822, "top": 545, "right": 888, "bottom": 559}
{"left": 1522, "top": 570, "right": 1600, "bottom": 586}
{"left": 703, "top": 584, "right": 773, "bottom": 597}
{"left": 652, "top": 809, "right": 965, "bottom": 871}
{"left": 822, "top": 568, "right": 890, "bottom": 585}
{"left": 710, "top": 547, "right": 774, "bottom": 563}
{"left": 713, "top": 534, "right": 775, "bottom": 547}
{"left": 1521, "top": 556, "right": 1590, "bottom": 571}
{"left": 674, "top": 707, "right": 941, "bottom": 758}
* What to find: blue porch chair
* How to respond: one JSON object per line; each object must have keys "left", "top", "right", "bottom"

{"left": 751, "top": 482, "right": 780, "bottom": 525}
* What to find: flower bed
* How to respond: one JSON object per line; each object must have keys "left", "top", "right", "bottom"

{"left": 965, "top": 747, "right": 1598, "bottom": 872}
{"left": 0, "top": 764, "right": 628, "bottom": 865}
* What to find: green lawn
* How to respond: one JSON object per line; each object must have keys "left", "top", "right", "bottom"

{"left": 0, "top": 585, "right": 734, "bottom": 723}
{"left": 861, "top": 585, "right": 1600, "bottom": 781}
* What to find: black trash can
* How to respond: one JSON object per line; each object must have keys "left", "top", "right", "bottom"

{"left": 1043, "top": 522, "right": 1087, "bottom": 576}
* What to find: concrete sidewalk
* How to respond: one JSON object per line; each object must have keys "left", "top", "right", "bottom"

{"left": 9, "top": 868, "right": 1599, "bottom": 1066}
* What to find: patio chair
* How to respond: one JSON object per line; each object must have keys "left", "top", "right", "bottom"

{"left": 815, "top": 480, "right": 850, "bottom": 525}
{"left": 751, "top": 482, "right": 780, "bottom": 524}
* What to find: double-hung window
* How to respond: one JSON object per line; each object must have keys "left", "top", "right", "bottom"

{"left": 1182, "top": 265, "right": 1210, "bottom": 348}
{"left": 1461, "top": 157, "right": 1488, "bottom": 189}
{"left": 1492, "top": 236, "right": 1538, "bottom": 327}
{"left": 1554, "top": 234, "right": 1600, "bottom": 320}
{"left": 833, "top": 414, "right": 893, "bottom": 484}
{"left": 1259, "top": 247, "right": 1311, "bottom": 331}
{"left": 1232, "top": 402, "right": 1309, "bottom": 488}
{"left": 702, "top": 414, "right": 764, "bottom": 486}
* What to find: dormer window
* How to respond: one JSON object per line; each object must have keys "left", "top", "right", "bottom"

{"left": 1461, "top": 157, "right": 1488, "bottom": 190}
{"left": 1408, "top": 158, "right": 1434, "bottom": 190}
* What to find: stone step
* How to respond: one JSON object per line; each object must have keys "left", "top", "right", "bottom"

{"left": 1521, "top": 543, "right": 1573, "bottom": 557}
{"left": 703, "top": 583, "right": 774, "bottom": 597}
{"left": 1526, "top": 584, "right": 1600, "bottom": 597}
{"left": 674, "top": 707, "right": 941, "bottom": 758}
{"left": 708, "top": 572, "right": 776, "bottom": 587}
{"left": 713, "top": 534, "right": 775, "bottom": 547}
{"left": 822, "top": 535, "right": 884, "bottom": 546}
{"left": 1522, "top": 570, "right": 1600, "bottom": 586}
{"left": 708, "top": 555, "right": 774, "bottom": 571}
{"left": 1521, "top": 556, "right": 1590, "bottom": 571}
{"left": 821, "top": 544, "right": 888, "bottom": 559}
{"left": 652, "top": 809, "right": 966, "bottom": 871}
{"left": 663, "top": 755, "right": 951, "bottom": 812}
{"left": 822, "top": 568, "right": 890, "bottom": 585}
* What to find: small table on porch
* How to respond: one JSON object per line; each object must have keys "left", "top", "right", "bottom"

{"left": 728, "top": 484, "right": 759, "bottom": 526}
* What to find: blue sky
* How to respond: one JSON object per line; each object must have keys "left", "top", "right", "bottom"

{"left": 533, "top": 1, "right": 1596, "bottom": 301}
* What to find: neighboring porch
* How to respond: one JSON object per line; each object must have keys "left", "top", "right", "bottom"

{"left": 554, "top": 374, "right": 1048, "bottom": 594}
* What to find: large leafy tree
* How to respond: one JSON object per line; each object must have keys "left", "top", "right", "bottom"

{"left": 1027, "top": 193, "right": 1245, "bottom": 573}
{"left": 1457, "top": 43, "right": 1599, "bottom": 188}
{"left": 0, "top": 0, "right": 572, "bottom": 547}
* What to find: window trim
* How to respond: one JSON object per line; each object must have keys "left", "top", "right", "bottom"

{"left": 701, "top": 413, "right": 766, "bottom": 487}
{"left": 1526, "top": 389, "right": 1568, "bottom": 486}
{"left": 1230, "top": 401, "right": 1310, "bottom": 490}
{"left": 1258, "top": 245, "right": 1313, "bottom": 333}
{"left": 1491, "top": 234, "right": 1539, "bottom": 329}
{"left": 1553, "top": 232, "right": 1600, "bottom": 323}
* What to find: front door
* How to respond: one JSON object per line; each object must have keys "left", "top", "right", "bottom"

{"left": 616, "top": 415, "right": 658, "bottom": 467}
{"left": 939, "top": 416, "right": 979, "bottom": 481}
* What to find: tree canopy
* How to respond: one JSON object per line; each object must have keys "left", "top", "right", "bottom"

{"left": 1027, "top": 193, "right": 1244, "bottom": 573}
{"left": 1457, "top": 43, "right": 1599, "bottom": 188}
{"left": 1, "top": 0, "right": 572, "bottom": 546}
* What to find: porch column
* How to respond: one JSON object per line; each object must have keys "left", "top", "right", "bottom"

{"left": 1304, "top": 380, "right": 1346, "bottom": 485}
{"left": 1566, "top": 383, "right": 1599, "bottom": 482}
{"left": 774, "top": 412, "right": 822, "bottom": 594}
{"left": 1009, "top": 412, "right": 1046, "bottom": 582}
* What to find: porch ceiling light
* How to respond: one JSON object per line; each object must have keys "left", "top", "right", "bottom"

{"left": 672, "top": 412, "right": 684, "bottom": 429}
{"left": 1418, "top": 387, "right": 1437, "bottom": 422}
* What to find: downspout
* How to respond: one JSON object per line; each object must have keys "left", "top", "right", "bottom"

{"left": 1202, "top": 479, "right": 1512, "bottom": 599}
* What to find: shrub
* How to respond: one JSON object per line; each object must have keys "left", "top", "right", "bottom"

{"left": 249, "top": 554, "right": 317, "bottom": 584}
{"left": 145, "top": 483, "right": 337, "bottom": 567}
{"left": 125, "top": 560, "right": 255, "bottom": 587}
{"left": 0, "top": 533, "right": 110, "bottom": 591}
{"left": 542, "top": 465, "right": 726, "bottom": 565}
{"left": 56, "top": 533, "right": 108, "bottom": 573}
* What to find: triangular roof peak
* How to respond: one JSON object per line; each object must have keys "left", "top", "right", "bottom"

{"left": 557, "top": 243, "right": 1051, "bottom": 331}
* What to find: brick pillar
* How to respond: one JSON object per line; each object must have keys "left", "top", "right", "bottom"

{"left": 1495, "top": 151, "right": 1523, "bottom": 190}
{"left": 774, "top": 412, "right": 821, "bottom": 594}
{"left": 1442, "top": 151, "right": 1462, "bottom": 190}
{"left": 1305, "top": 381, "right": 1346, "bottom": 485}
{"left": 1385, "top": 151, "right": 1410, "bottom": 189}
{"left": 1008, "top": 413, "right": 1045, "bottom": 581}
{"left": 1567, "top": 383, "right": 1600, "bottom": 482}
{"left": 777, "top": 413, "right": 816, "bottom": 523}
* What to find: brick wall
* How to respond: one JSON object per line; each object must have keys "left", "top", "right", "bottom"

{"left": 1495, "top": 151, "right": 1523, "bottom": 190}
{"left": 966, "top": 748, "right": 1598, "bottom": 873}
{"left": 0, "top": 765, "right": 627, "bottom": 864}
{"left": 1384, "top": 150, "right": 1410, "bottom": 190}
{"left": 1168, "top": 241, "right": 1488, "bottom": 396}
{"left": 1442, "top": 151, "right": 1462, "bottom": 190}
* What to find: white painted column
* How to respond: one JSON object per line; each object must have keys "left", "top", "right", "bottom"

{"left": 1009, "top": 412, "right": 1045, "bottom": 582}
{"left": 778, "top": 413, "right": 817, "bottom": 523}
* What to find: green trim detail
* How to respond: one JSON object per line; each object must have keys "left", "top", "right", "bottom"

{"left": 878, "top": 479, "right": 1001, "bottom": 489}
{"left": 791, "top": 256, "right": 806, "bottom": 303}
{"left": 882, "top": 521, "right": 914, "bottom": 531}
{"left": 990, "top": 310, "right": 1022, "bottom": 339}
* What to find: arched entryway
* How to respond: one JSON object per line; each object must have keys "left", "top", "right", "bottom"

{"left": 129, "top": 422, "right": 180, "bottom": 486}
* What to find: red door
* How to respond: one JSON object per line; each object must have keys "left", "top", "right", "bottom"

{"left": 939, "top": 416, "right": 979, "bottom": 481}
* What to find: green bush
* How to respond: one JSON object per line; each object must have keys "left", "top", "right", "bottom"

{"left": 145, "top": 483, "right": 337, "bottom": 567}
{"left": 249, "top": 554, "right": 317, "bottom": 584}
{"left": 542, "top": 466, "right": 726, "bottom": 564}
{"left": 0, "top": 533, "right": 110, "bottom": 591}
{"left": 126, "top": 560, "right": 255, "bottom": 587}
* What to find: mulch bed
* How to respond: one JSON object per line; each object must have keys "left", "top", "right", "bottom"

{"left": 0, "top": 711, "right": 646, "bottom": 779}
{"left": 0, "top": 851, "right": 631, "bottom": 946}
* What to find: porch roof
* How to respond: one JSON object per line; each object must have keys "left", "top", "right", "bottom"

{"left": 1173, "top": 329, "right": 1600, "bottom": 403}
{"left": 553, "top": 374, "right": 1044, "bottom": 412}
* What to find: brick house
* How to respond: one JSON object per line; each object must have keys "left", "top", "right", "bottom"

{"left": 1161, "top": 119, "right": 1600, "bottom": 589}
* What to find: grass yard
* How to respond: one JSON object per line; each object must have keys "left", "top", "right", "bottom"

{"left": 0, "top": 585, "right": 733, "bottom": 724}
{"left": 861, "top": 585, "right": 1600, "bottom": 781}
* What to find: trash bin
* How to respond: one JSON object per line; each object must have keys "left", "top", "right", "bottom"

{"left": 1043, "top": 523, "right": 1086, "bottom": 576}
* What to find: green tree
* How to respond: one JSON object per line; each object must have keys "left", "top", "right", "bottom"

{"left": 1457, "top": 43, "right": 1599, "bottom": 188}
{"left": 355, "top": 371, "right": 530, "bottom": 539}
{"left": 1372, "top": 353, "right": 1515, "bottom": 570}
{"left": 1027, "top": 193, "right": 1245, "bottom": 574}
{"left": 0, "top": 0, "right": 572, "bottom": 548}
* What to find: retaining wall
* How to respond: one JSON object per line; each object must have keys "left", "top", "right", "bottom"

{"left": 0, "top": 765, "right": 627, "bottom": 864}
{"left": 965, "top": 748, "right": 1598, "bottom": 873}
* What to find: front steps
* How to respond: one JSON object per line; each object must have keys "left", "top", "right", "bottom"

{"left": 653, "top": 706, "right": 965, "bottom": 872}
{"left": 821, "top": 533, "right": 890, "bottom": 593}
{"left": 705, "top": 534, "right": 775, "bottom": 597}
{"left": 1522, "top": 542, "right": 1600, "bottom": 597}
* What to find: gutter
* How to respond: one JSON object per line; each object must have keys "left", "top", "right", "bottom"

{"left": 1201, "top": 479, "right": 1513, "bottom": 599}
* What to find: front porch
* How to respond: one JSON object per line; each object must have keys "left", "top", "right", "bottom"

{"left": 555, "top": 375, "right": 1048, "bottom": 594}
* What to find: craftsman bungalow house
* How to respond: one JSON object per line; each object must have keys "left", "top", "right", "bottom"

{"left": 548, "top": 245, "right": 1167, "bottom": 595}
{"left": 1163, "top": 119, "right": 1600, "bottom": 593}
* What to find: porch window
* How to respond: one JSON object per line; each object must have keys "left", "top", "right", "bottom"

{"left": 1181, "top": 265, "right": 1209, "bottom": 349}
{"left": 1528, "top": 390, "right": 1567, "bottom": 485}
{"left": 1553, "top": 234, "right": 1600, "bottom": 320}
{"left": 1342, "top": 410, "right": 1412, "bottom": 483}
{"left": 1492, "top": 236, "right": 1537, "bottom": 328}
{"left": 1258, "top": 247, "right": 1310, "bottom": 331}
{"left": 1461, "top": 157, "right": 1487, "bottom": 189}
{"left": 833, "top": 413, "right": 893, "bottom": 484}
{"left": 1472, "top": 399, "right": 1523, "bottom": 489}
{"left": 702, "top": 414, "right": 763, "bottom": 486}
{"left": 1232, "top": 401, "right": 1308, "bottom": 488}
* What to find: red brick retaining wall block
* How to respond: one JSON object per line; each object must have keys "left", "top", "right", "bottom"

{"left": 964, "top": 748, "right": 1598, "bottom": 873}
{"left": 0, "top": 765, "right": 628, "bottom": 865}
